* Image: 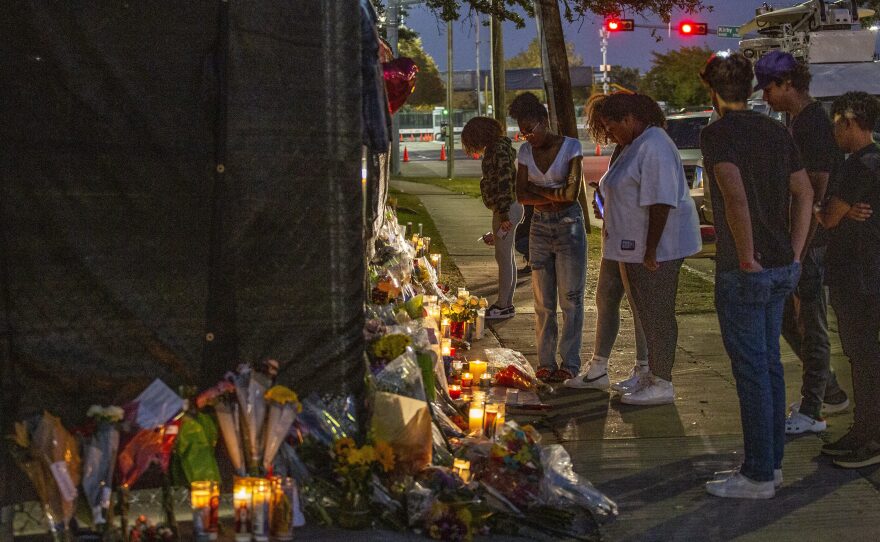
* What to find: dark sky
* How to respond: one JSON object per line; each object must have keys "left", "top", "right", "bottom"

{"left": 404, "top": 1, "right": 860, "bottom": 72}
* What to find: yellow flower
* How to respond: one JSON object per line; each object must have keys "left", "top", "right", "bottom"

{"left": 375, "top": 441, "right": 395, "bottom": 472}
{"left": 479, "top": 298, "right": 489, "bottom": 308}
{"left": 334, "top": 437, "right": 356, "bottom": 459}
{"left": 357, "top": 445, "right": 377, "bottom": 465}
{"left": 264, "top": 386, "right": 302, "bottom": 411}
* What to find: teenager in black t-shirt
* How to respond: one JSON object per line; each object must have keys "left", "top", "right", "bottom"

{"left": 755, "top": 51, "right": 849, "bottom": 433}
{"left": 815, "top": 92, "right": 880, "bottom": 469}
{"left": 700, "top": 52, "right": 814, "bottom": 500}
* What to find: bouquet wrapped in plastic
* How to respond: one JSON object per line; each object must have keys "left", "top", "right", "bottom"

{"left": 173, "top": 412, "right": 221, "bottom": 484}
{"left": 117, "top": 421, "right": 179, "bottom": 488}
{"left": 493, "top": 365, "right": 534, "bottom": 391}
{"left": 82, "top": 405, "right": 123, "bottom": 527}
{"left": 262, "top": 385, "right": 302, "bottom": 472}
{"left": 8, "top": 412, "right": 82, "bottom": 538}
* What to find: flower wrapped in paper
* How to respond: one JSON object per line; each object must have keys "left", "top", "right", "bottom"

{"left": 229, "top": 364, "right": 271, "bottom": 474}
{"left": 197, "top": 380, "right": 245, "bottom": 475}
{"left": 262, "top": 385, "right": 302, "bottom": 472}
{"left": 82, "top": 405, "right": 123, "bottom": 527}
{"left": 8, "top": 412, "right": 82, "bottom": 537}
{"left": 117, "top": 421, "right": 179, "bottom": 488}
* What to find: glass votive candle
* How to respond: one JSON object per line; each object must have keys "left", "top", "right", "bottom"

{"left": 190, "top": 481, "right": 219, "bottom": 541}
{"left": 483, "top": 403, "right": 501, "bottom": 439}
{"left": 468, "top": 403, "right": 485, "bottom": 434}
{"left": 461, "top": 372, "right": 473, "bottom": 388}
{"left": 452, "top": 360, "right": 463, "bottom": 375}
{"left": 270, "top": 477, "right": 296, "bottom": 541}
{"left": 448, "top": 384, "right": 462, "bottom": 400}
{"left": 469, "top": 360, "right": 488, "bottom": 381}
{"left": 429, "top": 253, "right": 442, "bottom": 276}
{"left": 479, "top": 372, "right": 493, "bottom": 389}
{"left": 252, "top": 478, "right": 271, "bottom": 542}
{"left": 233, "top": 478, "right": 253, "bottom": 542}
{"left": 441, "top": 338, "right": 452, "bottom": 358}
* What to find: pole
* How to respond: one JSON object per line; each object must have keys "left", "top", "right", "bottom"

{"left": 388, "top": 0, "right": 401, "bottom": 174}
{"left": 475, "top": 14, "right": 481, "bottom": 116}
{"left": 446, "top": 19, "right": 455, "bottom": 180}
{"left": 600, "top": 27, "right": 609, "bottom": 95}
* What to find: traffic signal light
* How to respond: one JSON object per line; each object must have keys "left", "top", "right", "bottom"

{"left": 678, "top": 21, "right": 708, "bottom": 35}
{"left": 605, "top": 18, "right": 634, "bottom": 32}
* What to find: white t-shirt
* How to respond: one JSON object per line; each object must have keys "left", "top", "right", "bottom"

{"left": 599, "top": 126, "right": 701, "bottom": 263}
{"left": 518, "top": 137, "right": 583, "bottom": 187}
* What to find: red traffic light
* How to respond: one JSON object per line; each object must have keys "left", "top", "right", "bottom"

{"left": 678, "top": 21, "right": 708, "bottom": 35}
{"left": 605, "top": 18, "right": 634, "bottom": 32}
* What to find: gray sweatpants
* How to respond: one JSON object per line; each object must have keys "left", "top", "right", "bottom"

{"left": 491, "top": 202, "right": 524, "bottom": 308}
{"left": 622, "top": 258, "right": 684, "bottom": 381}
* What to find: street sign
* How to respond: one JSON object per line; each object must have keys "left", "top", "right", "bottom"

{"left": 717, "top": 25, "right": 741, "bottom": 38}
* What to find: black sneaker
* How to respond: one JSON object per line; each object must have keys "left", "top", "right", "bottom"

{"left": 821, "top": 430, "right": 865, "bottom": 457}
{"left": 485, "top": 305, "right": 515, "bottom": 319}
{"left": 518, "top": 264, "right": 532, "bottom": 275}
{"left": 833, "top": 441, "right": 880, "bottom": 469}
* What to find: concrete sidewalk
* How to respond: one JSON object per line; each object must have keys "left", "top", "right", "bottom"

{"left": 391, "top": 179, "right": 880, "bottom": 541}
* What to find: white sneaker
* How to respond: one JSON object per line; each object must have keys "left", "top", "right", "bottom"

{"left": 714, "top": 467, "right": 783, "bottom": 489}
{"left": 705, "top": 472, "right": 775, "bottom": 499}
{"left": 564, "top": 364, "right": 610, "bottom": 390}
{"left": 785, "top": 409, "right": 827, "bottom": 434}
{"left": 619, "top": 374, "right": 674, "bottom": 405}
{"left": 611, "top": 365, "right": 649, "bottom": 392}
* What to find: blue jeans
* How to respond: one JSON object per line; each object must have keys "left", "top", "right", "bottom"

{"left": 530, "top": 204, "right": 587, "bottom": 374}
{"left": 715, "top": 262, "right": 800, "bottom": 482}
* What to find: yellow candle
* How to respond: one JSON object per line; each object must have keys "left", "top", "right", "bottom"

{"left": 469, "top": 405, "right": 484, "bottom": 434}
{"left": 441, "top": 338, "right": 452, "bottom": 358}
{"left": 469, "top": 361, "right": 487, "bottom": 380}
{"left": 191, "top": 488, "right": 211, "bottom": 509}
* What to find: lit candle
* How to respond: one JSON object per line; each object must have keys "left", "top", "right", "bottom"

{"left": 233, "top": 478, "right": 252, "bottom": 542}
{"left": 468, "top": 404, "right": 485, "bottom": 434}
{"left": 440, "top": 318, "right": 451, "bottom": 338}
{"left": 483, "top": 403, "right": 501, "bottom": 439}
{"left": 429, "top": 253, "right": 442, "bottom": 277}
{"left": 441, "top": 339, "right": 451, "bottom": 358}
{"left": 448, "top": 384, "right": 462, "bottom": 400}
{"left": 475, "top": 308, "right": 485, "bottom": 339}
{"left": 452, "top": 360, "right": 463, "bottom": 375}
{"left": 270, "top": 477, "right": 296, "bottom": 541}
{"left": 480, "top": 372, "right": 493, "bottom": 389}
{"left": 461, "top": 372, "right": 473, "bottom": 388}
{"left": 452, "top": 458, "right": 471, "bottom": 482}
{"left": 252, "top": 478, "right": 270, "bottom": 542}
{"left": 469, "top": 361, "right": 488, "bottom": 381}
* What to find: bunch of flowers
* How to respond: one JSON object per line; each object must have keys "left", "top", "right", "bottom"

{"left": 82, "top": 405, "right": 123, "bottom": 527}
{"left": 476, "top": 423, "right": 542, "bottom": 509}
{"left": 332, "top": 437, "right": 395, "bottom": 509}
{"left": 128, "top": 514, "right": 174, "bottom": 542}
{"left": 440, "top": 296, "right": 488, "bottom": 323}
{"left": 427, "top": 501, "right": 473, "bottom": 542}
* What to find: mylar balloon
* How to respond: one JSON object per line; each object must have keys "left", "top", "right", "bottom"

{"left": 383, "top": 57, "right": 418, "bottom": 114}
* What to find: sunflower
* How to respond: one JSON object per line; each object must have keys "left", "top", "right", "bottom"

{"left": 374, "top": 440, "right": 396, "bottom": 472}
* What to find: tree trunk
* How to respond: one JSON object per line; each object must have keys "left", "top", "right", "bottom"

{"left": 535, "top": 0, "right": 591, "bottom": 228}
{"left": 490, "top": 12, "right": 506, "bottom": 132}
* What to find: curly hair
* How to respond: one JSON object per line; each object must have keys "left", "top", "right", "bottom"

{"left": 586, "top": 91, "right": 666, "bottom": 144}
{"left": 779, "top": 62, "right": 812, "bottom": 93}
{"left": 831, "top": 91, "right": 880, "bottom": 131}
{"left": 700, "top": 52, "right": 753, "bottom": 103}
{"left": 461, "top": 116, "right": 503, "bottom": 154}
{"left": 508, "top": 92, "right": 548, "bottom": 123}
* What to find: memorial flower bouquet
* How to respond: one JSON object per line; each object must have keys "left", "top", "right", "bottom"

{"left": 440, "top": 296, "right": 488, "bottom": 323}
{"left": 82, "top": 405, "right": 123, "bottom": 527}
{"left": 332, "top": 437, "right": 395, "bottom": 523}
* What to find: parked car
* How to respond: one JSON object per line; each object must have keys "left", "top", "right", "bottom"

{"left": 665, "top": 111, "right": 716, "bottom": 258}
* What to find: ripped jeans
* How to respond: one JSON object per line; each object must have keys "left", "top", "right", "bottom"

{"left": 530, "top": 204, "right": 588, "bottom": 374}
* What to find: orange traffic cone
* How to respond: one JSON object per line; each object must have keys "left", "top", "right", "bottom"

{"left": 595, "top": 143, "right": 601, "bottom": 156}
{"left": 399, "top": 133, "right": 403, "bottom": 142}
{"left": 403, "top": 146, "right": 409, "bottom": 162}
{"left": 439, "top": 144, "right": 446, "bottom": 161}
{"left": 409, "top": 133, "right": 415, "bottom": 142}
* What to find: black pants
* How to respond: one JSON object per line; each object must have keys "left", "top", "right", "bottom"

{"left": 830, "top": 287, "right": 880, "bottom": 441}
{"left": 781, "top": 246, "right": 843, "bottom": 418}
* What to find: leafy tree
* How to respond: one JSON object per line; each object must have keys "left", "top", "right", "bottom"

{"left": 611, "top": 66, "right": 641, "bottom": 91}
{"left": 506, "top": 36, "right": 584, "bottom": 69}
{"left": 398, "top": 37, "right": 447, "bottom": 108}
{"left": 640, "top": 46, "right": 712, "bottom": 108}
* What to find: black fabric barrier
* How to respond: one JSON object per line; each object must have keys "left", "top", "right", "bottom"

{"left": 0, "top": 1, "right": 365, "bottom": 505}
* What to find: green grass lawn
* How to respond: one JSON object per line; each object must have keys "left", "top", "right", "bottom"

{"left": 394, "top": 176, "right": 482, "bottom": 199}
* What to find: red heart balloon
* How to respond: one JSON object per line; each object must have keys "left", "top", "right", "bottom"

{"left": 383, "top": 57, "right": 419, "bottom": 114}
